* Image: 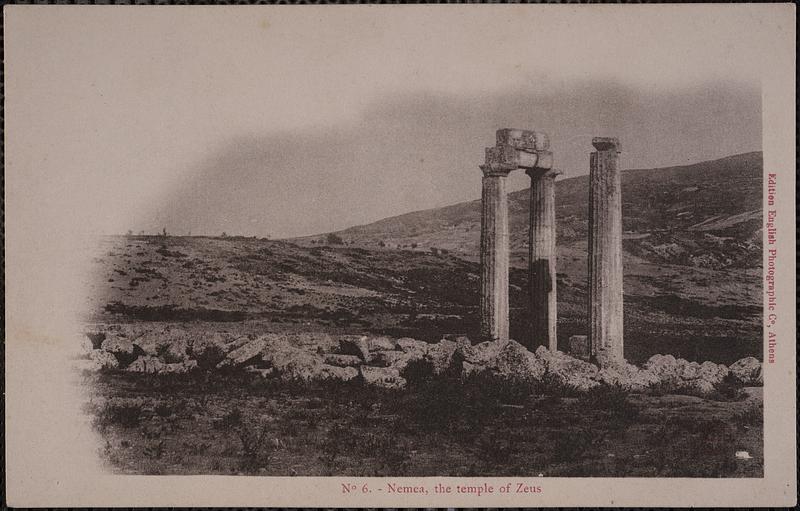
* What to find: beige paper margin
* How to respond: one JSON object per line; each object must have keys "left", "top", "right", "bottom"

{"left": 4, "top": 4, "right": 796, "bottom": 507}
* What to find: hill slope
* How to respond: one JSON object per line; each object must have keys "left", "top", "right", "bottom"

{"left": 88, "top": 153, "right": 762, "bottom": 365}
{"left": 298, "top": 151, "right": 763, "bottom": 270}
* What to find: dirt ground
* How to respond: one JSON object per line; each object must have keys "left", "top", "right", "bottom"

{"left": 81, "top": 365, "right": 763, "bottom": 477}
{"left": 81, "top": 234, "right": 763, "bottom": 477}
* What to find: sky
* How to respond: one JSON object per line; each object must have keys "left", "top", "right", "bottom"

{"left": 6, "top": 6, "right": 772, "bottom": 239}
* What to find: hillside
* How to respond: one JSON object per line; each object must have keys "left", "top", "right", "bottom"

{"left": 86, "top": 152, "right": 762, "bottom": 365}
{"left": 297, "top": 152, "right": 763, "bottom": 270}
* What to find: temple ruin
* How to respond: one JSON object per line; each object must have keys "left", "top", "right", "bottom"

{"left": 478, "top": 130, "right": 624, "bottom": 366}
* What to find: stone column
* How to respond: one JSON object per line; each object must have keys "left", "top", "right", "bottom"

{"left": 479, "top": 128, "right": 552, "bottom": 343}
{"left": 479, "top": 164, "right": 512, "bottom": 341}
{"left": 527, "top": 166, "right": 561, "bottom": 351}
{"left": 588, "top": 137, "right": 624, "bottom": 366}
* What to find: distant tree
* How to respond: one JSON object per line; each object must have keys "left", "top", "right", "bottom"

{"left": 139, "top": 230, "right": 145, "bottom": 236}
{"left": 378, "top": 240, "right": 386, "bottom": 247}
{"left": 221, "top": 232, "right": 228, "bottom": 238}
{"left": 326, "top": 233, "right": 344, "bottom": 245}
{"left": 162, "top": 227, "right": 167, "bottom": 237}
{"left": 411, "top": 243, "right": 418, "bottom": 249}
{"left": 126, "top": 230, "right": 133, "bottom": 236}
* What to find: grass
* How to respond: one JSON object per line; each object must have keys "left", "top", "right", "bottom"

{"left": 217, "top": 408, "right": 275, "bottom": 473}
{"left": 85, "top": 369, "right": 762, "bottom": 477}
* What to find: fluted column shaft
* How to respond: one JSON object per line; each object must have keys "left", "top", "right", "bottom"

{"left": 527, "top": 168, "right": 560, "bottom": 351}
{"left": 479, "top": 166, "right": 511, "bottom": 341}
{"left": 588, "top": 138, "right": 624, "bottom": 366}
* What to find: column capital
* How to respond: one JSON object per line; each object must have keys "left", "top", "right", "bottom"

{"left": 480, "top": 163, "right": 514, "bottom": 177}
{"left": 592, "top": 137, "right": 621, "bottom": 152}
{"left": 526, "top": 166, "right": 562, "bottom": 180}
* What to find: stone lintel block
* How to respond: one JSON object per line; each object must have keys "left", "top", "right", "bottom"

{"left": 591, "top": 137, "right": 621, "bottom": 152}
{"left": 485, "top": 145, "right": 553, "bottom": 171}
{"left": 496, "top": 129, "right": 550, "bottom": 152}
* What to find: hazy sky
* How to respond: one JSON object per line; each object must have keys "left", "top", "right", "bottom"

{"left": 6, "top": 6, "right": 770, "bottom": 239}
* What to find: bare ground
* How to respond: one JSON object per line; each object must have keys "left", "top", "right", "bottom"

{"left": 82, "top": 368, "right": 763, "bottom": 477}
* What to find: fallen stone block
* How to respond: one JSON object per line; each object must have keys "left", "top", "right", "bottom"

{"left": 217, "top": 336, "right": 269, "bottom": 368}
{"left": 162, "top": 359, "right": 198, "bottom": 374}
{"left": 91, "top": 350, "right": 121, "bottom": 371}
{"left": 596, "top": 362, "right": 660, "bottom": 392}
{"left": 370, "top": 350, "right": 410, "bottom": 369}
{"left": 697, "top": 361, "right": 729, "bottom": 386}
{"left": 644, "top": 354, "right": 683, "bottom": 383}
{"left": 323, "top": 354, "right": 363, "bottom": 367}
{"left": 360, "top": 366, "right": 407, "bottom": 389}
{"left": 729, "top": 357, "right": 763, "bottom": 386}
{"left": 263, "top": 342, "right": 325, "bottom": 382}
{"left": 367, "top": 336, "right": 397, "bottom": 352}
{"left": 127, "top": 356, "right": 166, "bottom": 374}
{"left": 679, "top": 361, "right": 701, "bottom": 380}
{"left": 338, "top": 335, "right": 371, "bottom": 362}
{"left": 101, "top": 334, "right": 146, "bottom": 367}
{"left": 396, "top": 338, "right": 429, "bottom": 356}
{"left": 318, "top": 365, "right": 359, "bottom": 383}
{"left": 424, "top": 339, "right": 458, "bottom": 375}
{"left": 245, "top": 366, "right": 276, "bottom": 379}
{"left": 536, "top": 346, "right": 600, "bottom": 391}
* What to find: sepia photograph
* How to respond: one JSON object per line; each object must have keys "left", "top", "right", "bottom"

{"left": 4, "top": 4, "right": 796, "bottom": 507}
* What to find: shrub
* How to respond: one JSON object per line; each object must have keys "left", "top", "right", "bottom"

{"left": 154, "top": 399, "right": 186, "bottom": 418}
{"left": 402, "top": 358, "right": 437, "bottom": 385}
{"left": 647, "top": 416, "right": 740, "bottom": 476}
{"left": 326, "top": 233, "right": 344, "bottom": 245}
{"left": 221, "top": 408, "right": 275, "bottom": 472}
{"left": 551, "top": 428, "right": 594, "bottom": 463}
{"left": 190, "top": 343, "right": 227, "bottom": 371}
{"left": 462, "top": 372, "right": 535, "bottom": 406}
{"left": 578, "top": 385, "right": 639, "bottom": 417}
{"left": 319, "top": 422, "right": 350, "bottom": 474}
{"left": 475, "top": 434, "right": 514, "bottom": 467}
{"left": 732, "top": 403, "right": 762, "bottom": 430}
{"left": 710, "top": 372, "right": 747, "bottom": 401}
{"left": 144, "top": 440, "right": 165, "bottom": 459}
{"left": 85, "top": 332, "right": 106, "bottom": 350}
{"left": 401, "top": 378, "right": 467, "bottom": 432}
{"left": 359, "top": 426, "right": 411, "bottom": 476}
{"left": 96, "top": 398, "right": 145, "bottom": 428}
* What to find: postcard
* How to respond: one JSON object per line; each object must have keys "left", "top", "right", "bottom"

{"left": 4, "top": 4, "right": 796, "bottom": 507}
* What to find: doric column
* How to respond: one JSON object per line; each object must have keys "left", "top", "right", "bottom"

{"left": 526, "top": 166, "right": 561, "bottom": 351}
{"left": 479, "top": 128, "right": 552, "bottom": 343}
{"left": 588, "top": 137, "right": 624, "bottom": 366}
{"left": 479, "top": 164, "right": 512, "bottom": 341}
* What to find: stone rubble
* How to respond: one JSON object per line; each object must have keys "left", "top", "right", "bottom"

{"left": 77, "top": 326, "right": 764, "bottom": 396}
